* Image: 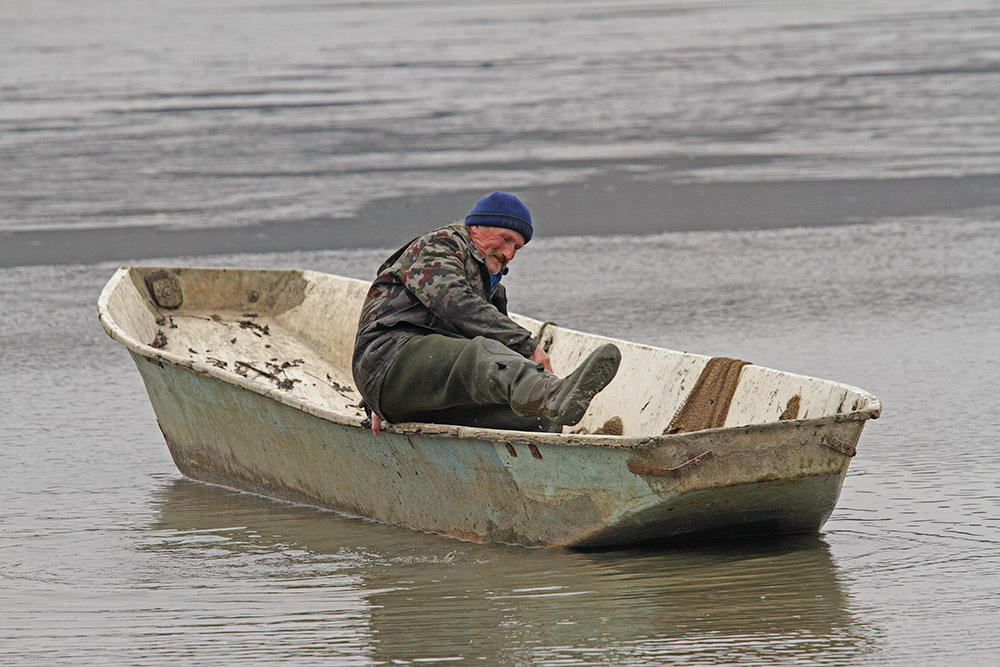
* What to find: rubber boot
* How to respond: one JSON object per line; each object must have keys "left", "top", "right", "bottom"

{"left": 511, "top": 343, "right": 622, "bottom": 426}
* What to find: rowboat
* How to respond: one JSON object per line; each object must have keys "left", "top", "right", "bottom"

{"left": 98, "top": 266, "right": 881, "bottom": 548}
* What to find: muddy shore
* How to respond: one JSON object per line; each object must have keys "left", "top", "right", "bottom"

{"left": 4, "top": 171, "right": 999, "bottom": 268}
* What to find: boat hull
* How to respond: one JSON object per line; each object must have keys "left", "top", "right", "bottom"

{"left": 132, "top": 348, "right": 862, "bottom": 548}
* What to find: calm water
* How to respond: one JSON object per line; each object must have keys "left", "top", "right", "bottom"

{"left": 2, "top": 1, "right": 1000, "bottom": 665}
{"left": 4, "top": 218, "right": 999, "bottom": 665}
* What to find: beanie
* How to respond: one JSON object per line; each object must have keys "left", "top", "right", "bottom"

{"left": 464, "top": 192, "right": 533, "bottom": 243}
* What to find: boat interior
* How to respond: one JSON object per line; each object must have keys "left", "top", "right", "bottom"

{"left": 99, "top": 266, "right": 880, "bottom": 441}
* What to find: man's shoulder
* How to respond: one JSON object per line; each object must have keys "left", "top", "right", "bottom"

{"left": 376, "top": 223, "right": 468, "bottom": 273}
{"left": 421, "top": 222, "right": 470, "bottom": 245}
{"left": 407, "top": 222, "right": 476, "bottom": 259}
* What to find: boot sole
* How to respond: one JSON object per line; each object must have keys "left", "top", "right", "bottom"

{"left": 551, "top": 344, "right": 622, "bottom": 426}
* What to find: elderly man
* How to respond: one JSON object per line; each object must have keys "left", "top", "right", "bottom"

{"left": 352, "top": 191, "right": 621, "bottom": 434}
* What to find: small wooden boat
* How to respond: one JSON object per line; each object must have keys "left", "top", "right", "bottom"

{"left": 98, "top": 266, "right": 881, "bottom": 548}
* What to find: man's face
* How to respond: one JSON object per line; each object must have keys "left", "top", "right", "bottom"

{"left": 468, "top": 225, "right": 526, "bottom": 274}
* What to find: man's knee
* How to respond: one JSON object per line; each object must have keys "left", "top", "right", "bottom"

{"left": 381, "top": 334, "right": 541, "bottom": 422}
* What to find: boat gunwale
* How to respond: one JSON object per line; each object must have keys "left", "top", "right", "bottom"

{"left": 98, "top": 265, "right": 882, "bottom": 452}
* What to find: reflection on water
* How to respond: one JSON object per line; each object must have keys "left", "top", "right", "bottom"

{"left": 142, "top": 479, "right": 876, "bottom": 665}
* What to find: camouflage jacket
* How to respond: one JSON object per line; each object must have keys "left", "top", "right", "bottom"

{"left": 352, "top": 222, "right": 538, "bottom": 420}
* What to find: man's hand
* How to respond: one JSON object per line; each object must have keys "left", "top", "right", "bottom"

{"left": 530, "top": 345, "right": 553, "bottom": 372}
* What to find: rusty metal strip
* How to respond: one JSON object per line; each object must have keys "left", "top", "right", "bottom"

{"left": 664, "top": 357, "right": 751, "bottom": 434}
{"left": 627, "top": 450, "right": 714, "bottom": 478}
{"left": 528, "top": 444, "right": 542, "bottom": 459}
{"left": 820, "top": 435, "right": 857, "bottom": 457}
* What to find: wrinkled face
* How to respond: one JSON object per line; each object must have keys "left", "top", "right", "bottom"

{"left": 468, "top": 225, "right": 526, "bottom": 274}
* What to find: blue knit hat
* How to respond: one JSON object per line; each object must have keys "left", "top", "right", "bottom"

{"left": 464, "top": 191, "right": 533, "bottom": 243}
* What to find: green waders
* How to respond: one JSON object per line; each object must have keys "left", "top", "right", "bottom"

{"left": 379, "top": 334, "right": 561, "bottom": 433}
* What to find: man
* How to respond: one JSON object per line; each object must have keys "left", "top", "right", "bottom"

{"left": 352, "top": 191, "right": 621, "bottom": 434}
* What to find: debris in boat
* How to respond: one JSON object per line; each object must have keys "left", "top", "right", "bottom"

{"left": 234, "top": 357, "right": 306, "bottom": 391}
{"left": 594, "top": 416, "right": 624, "bottom": 435}
{"left": 151, "top": 330, "right": 168, "bottom": 349}
{"left": 307, "top": 372, "right": 356, "bottom": 395}
{"left": 243, "top": 313, "right": 258, "bottom": 318}
{"left": 235, "top": 360, "right": 276, "bottom": 379}
{"left": 231, "top": 338, "right": 237, "bottom": 344}
{"left": 154, "top": 314, "right": 178, "bottom": 328}
{"left": 188, "top": 348, "right": 198, "bottom": 355}
{"left": 239, "top": 319, "right": 270, "bottom": 336}
{"left": 265, "top": 359, "right": 304, "bottom": 375}
{"left": 780, "top": 395, "right": 801, "bottom": 420}
{"left": 207, "top": 357, "right": 228, "bottom": 369}
{"left": 212, "top": 314, "right": 224, "bottom": 323}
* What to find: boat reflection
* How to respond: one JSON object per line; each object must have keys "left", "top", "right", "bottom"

{"left": 148, "top": 478, "right": 879, "bottom": 664}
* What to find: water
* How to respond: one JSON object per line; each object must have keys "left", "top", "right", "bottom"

{"left": 3, "top": 0, "right": 1000, "bottom": 251}
{"left": 3, "top": 217, "right": 999, "bottom": 665}
{"left": 2, "top": 1, "right": 999, "bottom": 665}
